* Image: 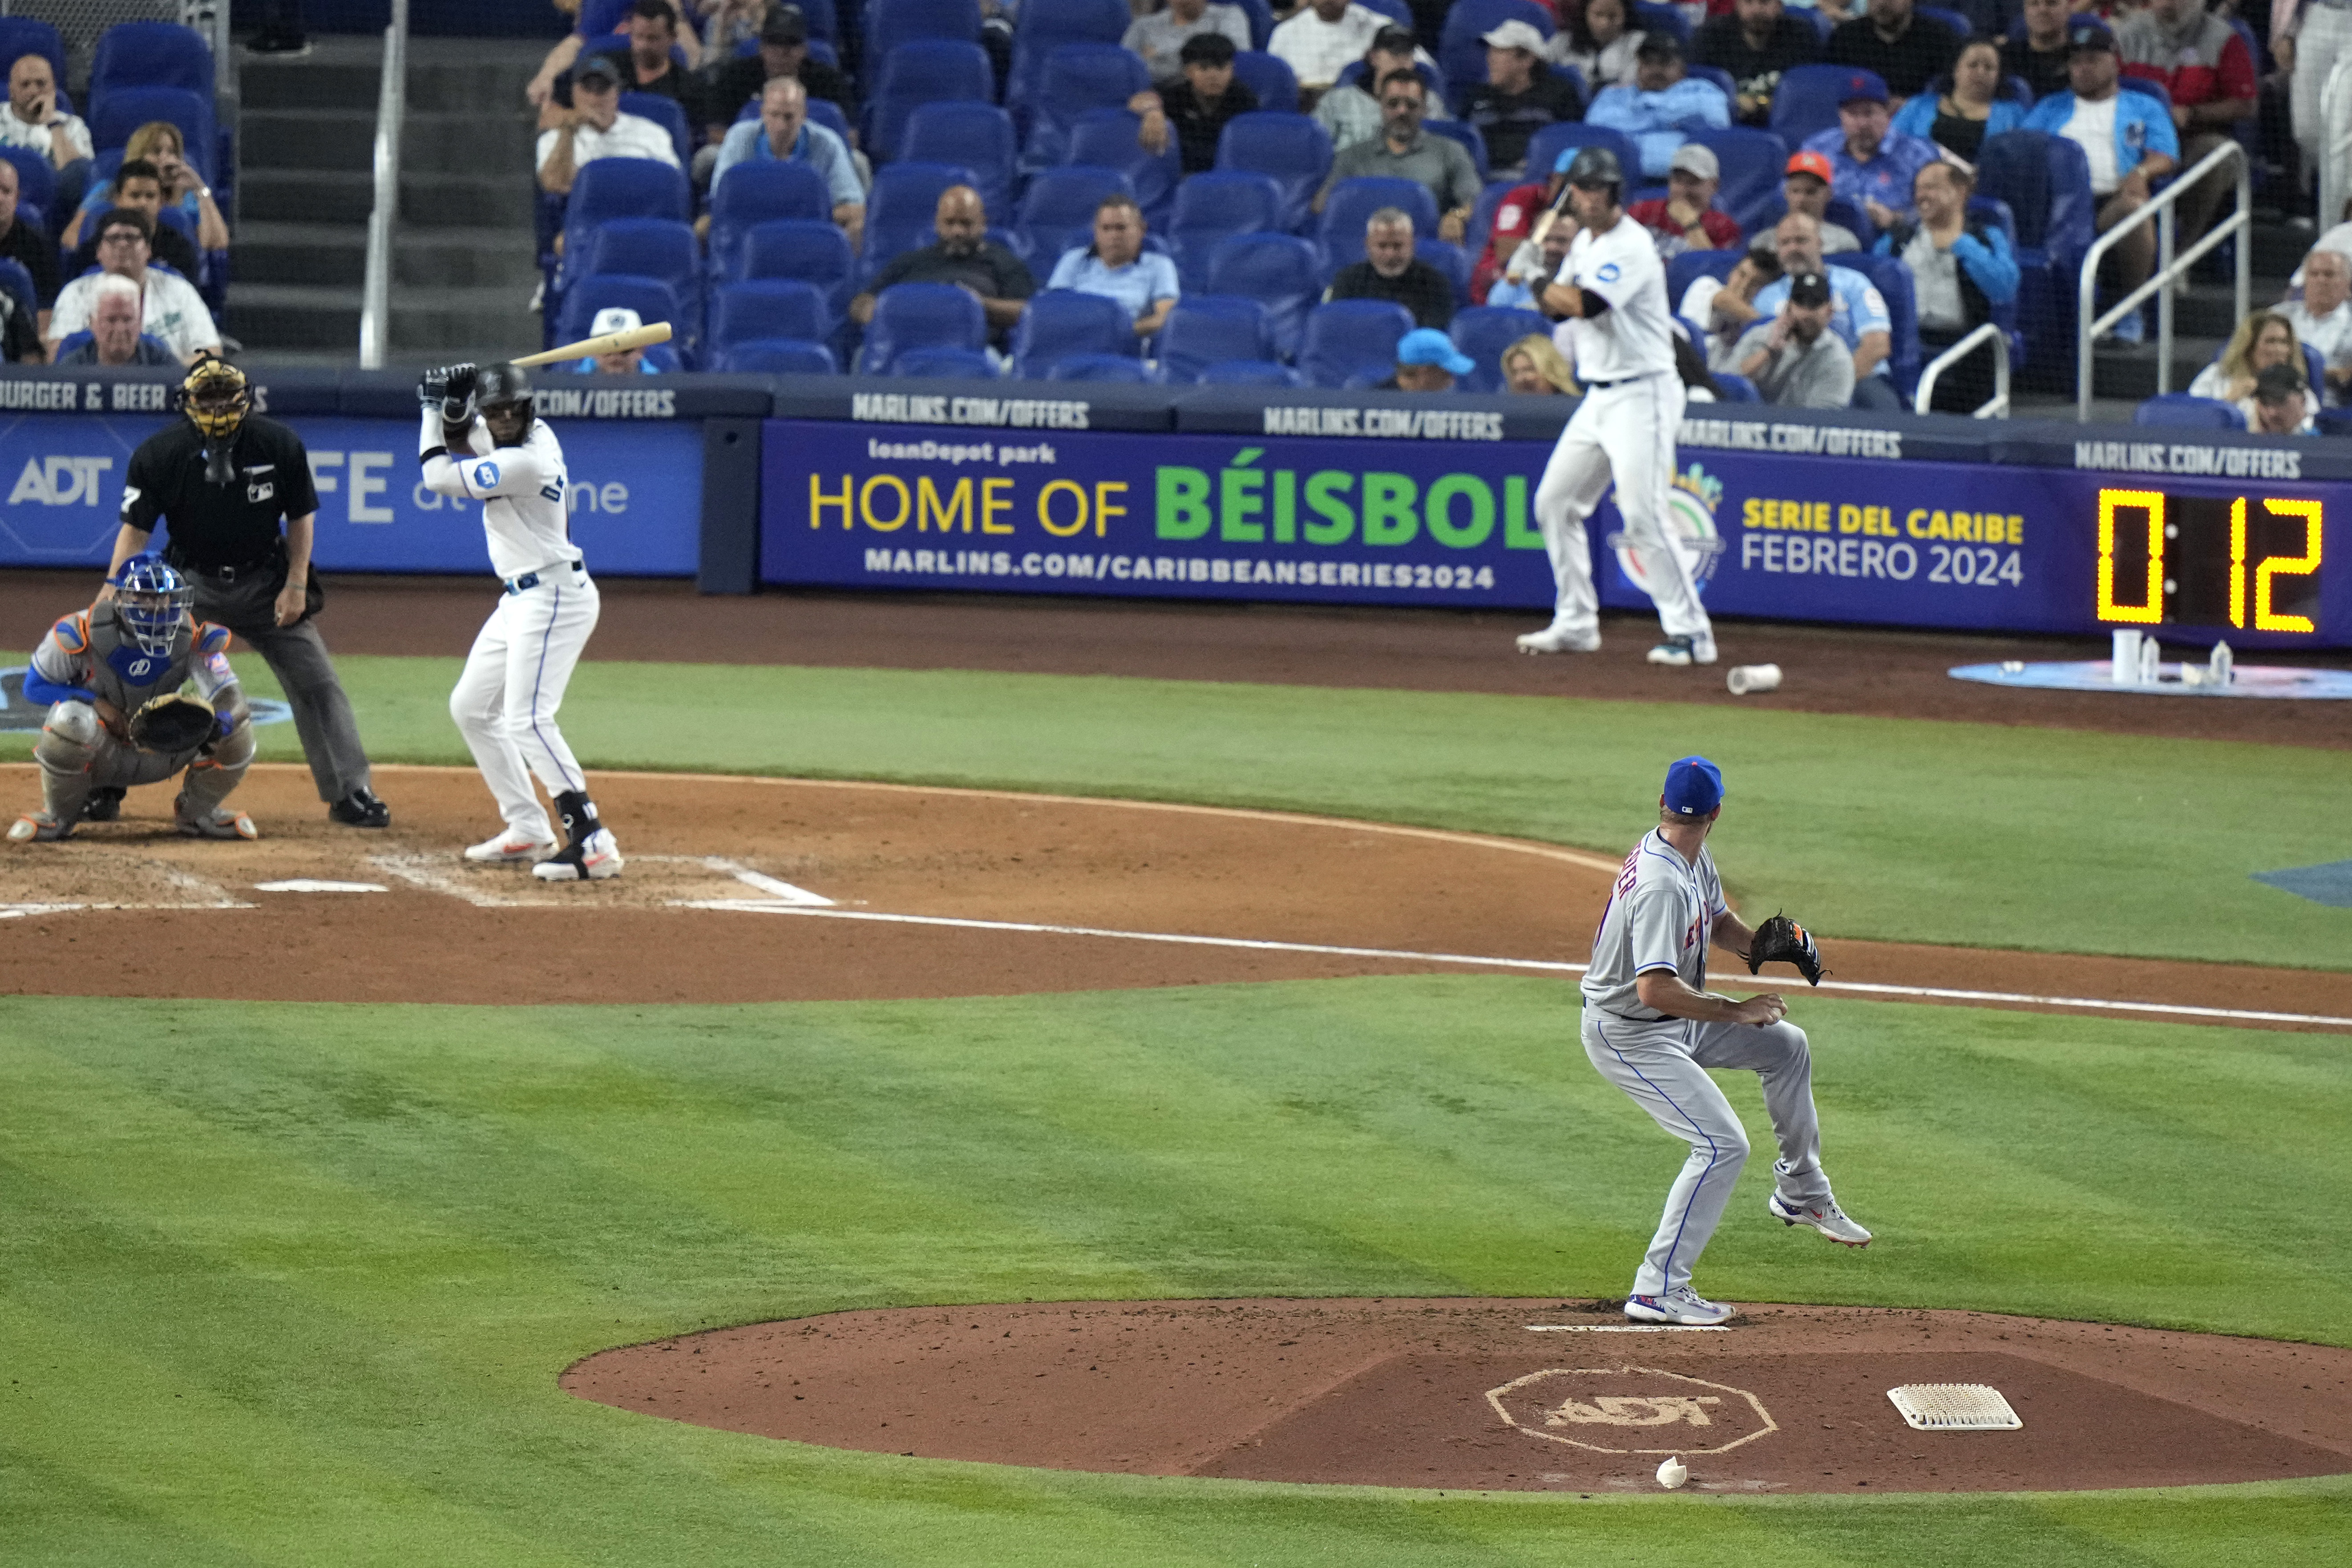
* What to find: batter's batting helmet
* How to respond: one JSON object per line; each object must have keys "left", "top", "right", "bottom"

{"left": 1564, "top": 146, "right": 1624, "bottom": 197}
{"left": 475, "top": 362, "right": 535, "bottom": 414}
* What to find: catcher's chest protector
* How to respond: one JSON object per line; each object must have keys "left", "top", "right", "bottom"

{"left": 85, "top": 606, "right": 194, "bottom": 711}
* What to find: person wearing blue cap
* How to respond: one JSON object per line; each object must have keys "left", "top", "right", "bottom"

{"left": 1580, "top": 755, "right": 1873, "bottom": 1326}
{"left": 1380, "top": 328, "right": 1475, "bottom": 391}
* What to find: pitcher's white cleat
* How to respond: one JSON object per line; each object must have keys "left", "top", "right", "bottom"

{"left": 1769, "top": 1192, "right": 1873, "bottom": 1246}
{"left": 1623, "top": 1286, "right": 1735, "bottom": 1326}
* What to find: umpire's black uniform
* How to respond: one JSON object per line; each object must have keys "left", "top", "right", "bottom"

{"left": 117, "top": 411, "right": 388, "bottom": 825}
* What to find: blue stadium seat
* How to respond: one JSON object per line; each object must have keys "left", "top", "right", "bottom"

{"left": 1168, "top": 170, "right": 1285, "bottom": 292}
{"left": 1318, "top": 177, "right": 1439, "bottom": 271}
{"left": 90, "top": 87, "right": 216, "bottom": 184}
{"left": 867, "top": 40, "right": 995, "bottom": 161}
{"left": 1198, "top": 357, "right": 1302, "bottom": 386}
{"left": 1416, "top": 237, "right": 1471, "bottom": 305}
{"left": 707, "top": 161, "right": 832, "bottom": 279}
{"left": 865, "top": 0, "right": 982, "bottom": 62}
{"left": 1214, "top": 112, "right": 1333, "bottom": 234}
{"left": 1448, "top": 305, "right": 1547, "bottom": 393}
{"left": 618, "top": 93, "right": 694, "bottom": 170}
{"left": 1772, "top": 65, "right": 1877, "bottom": 148}
{"left": 858, "top": 281, "right": 990, "bottom": 373}
{"left": 861, "top": 160, "right": 986, "bottom": 282}
{"left": 1712, "top": 372, "right": 1761, "bottom": 402}
{"left": 0, "top": 147, "right": 55, "bottom": 221}
{"left": 1011, "top": 288, "right": 1138, "bottom": 377}
{"left": 785, "top": 0, "right": 840, "bottom": 39}
{"left": 1007, "top": 0, "right": 1135, "bottom": 117}
{"left": 1045, "top": 352, "right": 1156, "bottom": 381}
{"left": 558, "top": 273, "right": 682, "bottom": 358}
{"left": 716, "top": 337, "right": 840, "bottom": 373}
{"left": 1689, "top": 125, "right": 1789, "bottom": 235}
{"left": 1633, "top": 2, "right": 1692, "bottom": 45}
{"left": 1229, "top": 0, "right": 1276, "bottom": 50}
{"left": 1687, "top": 63, "right": 1736, "bottom": 101}
{"left": 901, "top": 101, "right": 1018, "bottom": 219}
{"left": 1297, "top": 299, "right": 1416, "bottom": 387}
{"left": 1205, "top": 231, "right": 1322, "bottom": 358}
{"left": 806, "top": 97, "right": 853, "bottom": 148}
{"left": 1916, "top": 8, "right": 1973, "bottom": 42}
{"left": 1014, "top": 165, "right": 1134, "bottom": 268}
{"left": 893, "top": 345, "right": 999, "bottom": 377}
{"left": 2117, "top": 75, "right": 2172, "bottom": 110}
{"left": 90, "top": 20, "right": 213, "bottom": 105}
{"left": 1158, "top": 295, "right": 1272, "bottom": 383}
{"left": 1524, "top": 123, "right": 1640, "bottom": 190}
{"left": 1358, "top": 0, "right": 1414, "bottom": 28}
{"left": 1665, "top": 247, "right": 1743, "bottom": 310}
{"left": 1796, "top": 6, "right": 1834, "bottom": 42}
{"left": 572, "top": 218, "right": 701, "bottom": 353}
{"left": 561, "top": 156, "right": 692, "bottom": 275}
{"left": 1423, "top": 119, "right": 1490, "bottom": 182}
{"left": 1067, "top": 109, "right": 1182, "bottom": 226}
{"left": 1978, "top": 128, "right": 2094, "bottom": 392}
{"left": 1440, "top": 0, "right": 1555, "bottom": 91}
{"left": 737, "top": 219, "right": 856, "bottom": 319}
{"left": 0, "top": 19, "right": 66, "bottom": 97}
{"left": 711, "top": 278, "right": 834, "bottom": 355}
{"left": 1832, "top": 250, "right": 1923, "bottom": 399}
{"left": 2134, "top": 394, "right": 2245, "bottom": 429}
{"left": 1023, "top": 44, "right": 1153, "bottom": 175}
{"left": 1232, "top": 50, "right": 1299, "bottom": 114}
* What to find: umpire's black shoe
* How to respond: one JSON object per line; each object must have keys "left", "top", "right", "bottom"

{"left": 328, "top": 788, "right": 392, "bottom": 828}
{"left": 80, "top": 787, "right": 126, "bottom": 822}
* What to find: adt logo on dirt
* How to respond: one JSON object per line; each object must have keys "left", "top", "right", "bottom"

{"left": 8, "top": 456, "right": 115, "bottom": 506}
{"left": 1606, "top": 461, "right": 1728, "bottom": 599}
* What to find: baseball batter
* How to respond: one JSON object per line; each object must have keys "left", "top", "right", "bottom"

{"left": 7, "top": 558, "right": 257, "bottom": 842}
{"left": 416, "top": 361, "right": 623, "bottom": 881}
{"left": 1518, "top": 148, "right": 1718, "bottom": 668}
{"left": 1583, "top": 756, "right": 1869, "bottom": 1326}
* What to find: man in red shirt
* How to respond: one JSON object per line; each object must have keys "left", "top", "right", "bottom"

{"left": 1629, "top": 143, "right": 1745, "bottom": 254}
{"left": 2116, "top": 0, "right": 2255, "bottom": 247}
{"left": 1470, "top": 161, "right": 1558, "bottom": 304}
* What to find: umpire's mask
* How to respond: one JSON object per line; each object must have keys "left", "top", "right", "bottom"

{"left": 179, "top": 356, "right": 252, "bottom": 484}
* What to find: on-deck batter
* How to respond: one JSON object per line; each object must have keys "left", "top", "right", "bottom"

{"left": 1518, "top": 147, "right": 1719, "bottom": 667}
{"left": 416, "top": 362, "right": 623, "bottom": 881}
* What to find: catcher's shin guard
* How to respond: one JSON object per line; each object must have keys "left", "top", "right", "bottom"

{"left": 34, "top": 700, "right": 102, "bottom": 823}
{"left": 175, "top": 710, "right": 256, "bottom": 821}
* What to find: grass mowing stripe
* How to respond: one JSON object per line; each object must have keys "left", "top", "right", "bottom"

{"left": 0, "top": 1442, "right": 274, "bottom": 1568}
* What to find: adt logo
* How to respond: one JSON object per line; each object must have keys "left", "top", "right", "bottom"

{"left": 473, "top": 461, "right": 501, "bottom": 490}
{"left": 8, "top": 455, "right": 115, "bottom": 506}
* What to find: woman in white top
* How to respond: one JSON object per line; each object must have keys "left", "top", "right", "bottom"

{"left": 2187, "top": 309, "right": 2320, "bottom": 428}
{"left": 1550, "top": 0, "right": 1643, "bottom": 90}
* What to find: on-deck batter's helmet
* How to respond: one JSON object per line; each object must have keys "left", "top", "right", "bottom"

{"left": 109, "top": 556, "right": 193, "bottom": 655}
{"left": 474, "top": 362, "right": 535, "bottom": 418}
{"left": 1564, "top": 146, "right": 1624, "bottom": 197}
{"left": 177, "top": 354, "right": 251, "bottom": 440}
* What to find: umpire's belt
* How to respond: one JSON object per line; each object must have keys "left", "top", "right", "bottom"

{"left": 174, "top": 553, "right": 279, "bottom": 583}
{"left": 504, "top": 559, "right": 584, "bottom": 595}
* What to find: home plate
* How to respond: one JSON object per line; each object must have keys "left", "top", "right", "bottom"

{"left": 255, "top": 879, "right": 388, "bottom": 893}
{"left": 1888, "top": 1383, "right": 2023, "bottom": 1430}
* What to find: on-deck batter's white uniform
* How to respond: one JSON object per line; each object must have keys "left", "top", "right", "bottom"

{"left": 417, "top": 410, "right": 602, "bottom": 848}
{"left": 1581, "top": 830, "right": 1834, "bottom": 1299}
{"left": 1532, "top": 212, "right": 1713, "bottom": 649}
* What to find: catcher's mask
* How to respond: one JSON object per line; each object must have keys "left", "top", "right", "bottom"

{"left": 179, "top": 356, "right": 251, "bottom": 441}
{"left": 475, "top": 362, "right": 535, "bottom": 442}
{"left": 110, "top": 557, "right": 193, "bottom": 655}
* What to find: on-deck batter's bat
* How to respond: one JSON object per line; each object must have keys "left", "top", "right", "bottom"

{"left": 509, "top": 320, "right": 674, "bottom": 368}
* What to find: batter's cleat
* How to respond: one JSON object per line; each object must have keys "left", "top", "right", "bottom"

{"left": 1646, "top": 633, "right": 1719, "bottom": 667}
{"left": 328, "top": 788, "right": 392, "bottom": 828}
{"left": 532, "top": 827, "right": 623, "bottom": 881}
{"left": 81, "top": 787, "right": 125, "bottom": 822}
{"left": 8, "top": 811, "right": 72, "bottom": 843}
{"left": 1515, "top": 624, "right": 1601, "bottom": 655}
{"left": 465, "top": 829, "right": 561, "bottom": 864}
{"left": 1769, "top": 1192, "right": 1872, "bottom": 1247}
{"left": 1623, "top": 1287, "right": 1735, "bottom": 1326}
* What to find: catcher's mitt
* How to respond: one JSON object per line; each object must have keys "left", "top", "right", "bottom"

{"left": 127, "top": 691, "right": 218, "bottom": 754}
{"left": 1746, "top": 913, "right": 1823, "bottom": 986}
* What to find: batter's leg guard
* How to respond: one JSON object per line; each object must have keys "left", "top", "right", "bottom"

{"left": 531, "top": 789, "right": 623, "bottom": 881}
{"left": 32, "top": 700, "right": 102, "bottom": 824}
{"left": 175, "top": 712, "right": 259, "bottom": 838}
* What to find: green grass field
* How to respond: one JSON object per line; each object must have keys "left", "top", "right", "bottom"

{"left": 4, "top": 655, "right": 2348, "bottom": 1564}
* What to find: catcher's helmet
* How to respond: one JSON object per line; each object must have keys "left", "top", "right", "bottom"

{"left": 178, "top": 355, "right": 251, "bottom": 440}
{"left": 109, "top": 556, "right": 193, "bottom": 656}
{"left": 474, "top": 362, "right": 535, "bottom": 416}
{"left": 1564, "top": 146, "right": 1625, "bottom": 196}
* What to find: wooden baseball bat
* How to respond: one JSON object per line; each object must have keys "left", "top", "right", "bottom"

{"left": 509, "top": 320, "right": 673, "bottom": 368}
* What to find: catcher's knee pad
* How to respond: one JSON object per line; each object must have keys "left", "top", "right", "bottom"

{"left": 43, "top": 699, "right": 100, "bottom": 750}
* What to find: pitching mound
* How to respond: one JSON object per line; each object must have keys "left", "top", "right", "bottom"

{"left": 561, "top": 1297, "right": 2352, "bottom": 1495}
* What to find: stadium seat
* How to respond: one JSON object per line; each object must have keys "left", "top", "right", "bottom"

{"left": 1439, "top": 0, "right": 1555, "bottom": 91}
{"left": 1978, "top": 128, "right": 2094, "bottom": 391}
{"left": 865, "top": 0, "right": 982, "bottom": 62}
{"left": 90, "top": 20, "right": 213, "bottom": 106}
{"left": 619, "top": 93, "right": 693, "bottom": 170}
{"left": 1416, "top": 238, "right": 1472, "bottom": 305}
{"left": 710, "top": 279, "right": 833, "bottom": 352}
{"left": 866, "top": 40, "right": 995, "bottom": 161}
{"left": 2134, "top": 394, "right": 2245, "bottom": 429}
{"left": 707, "top": 162, "right": 832, "bottom": 279}
{"left": 1198, "top": 357, "right": 1302, "bottom": 386}
{"left": 1022, "top": 44, "right": 1153, "bottom": 175}
{"left": 861, "top": 160, "right": 986, "bottom": 283}
{"left": 805, "top": 97, "right": 853, "bottom": 150}
{"left": 1523, "top": 123, "right": 1640, "bottom": 190}
{"left": 1232, "top": 50, "right": 1300, "bottom": 114}
{"left": 1796, "top": 6, "right": 1834, "bottom": 42}
{"left": 1011, "top": 287, "right": 1138, "bottom": 377}
{"left": 1665, "top": 246, "right": 1743, "bottom": 310}
{"left": 90, "top": 87, "right": 217, "bottom": 185}
{"left": 893, "top": 345, "right": 999, "bottom": 377}
{"left": 1157, "top": 295, "right": 1272, "bottom": 383}
{"left": 1007, "top": 0, "right": 1135, "bottom": 116}
{"left": 1771, "top": 64, "right": 1875, "bottom": 148}
{"left": 0, "top": 257, "right": 34, "bottom": 335}
{"left": 1045, "top": 352, "right": 1156, "bottom": 382}
{"left": 1712, "top": 372, "right": 1761, "bottom": 402}
{"left": 1358, "top": 0, "right": 1414, "bottom": 27}
{"left": 1297, "top": 299, "right": 1416, "bottom": 387}
{"left": 1229, "top": 0, "right": 1276, "bottom": 50}
{"left": 1423, "top": 119, "right": 1491, "bottom": 182}
{"left": 561, "top": 157, "right": 691, "bottom": 279}
{"left": 1916, "top": 8, "right": 1974, "bottom": 41}
{"left": 784, "top": 0, "right": 839, "bottom": 39}
{"left": 1204, "top": 231, "right": 1323, "bottom": 359}
{"left": 1633, "top": 2, "right": 1692, "bottom": 45}
{"left": 1067, "top": 109, "right": 1182, "bottom": 226}
{"left": 1214, "top": 112, "right": 1333, "bottom": 234}
{"left": 1015, "top": 165, "right": 1135, "bottom": 269}
{"left": 1832, "top": 250, "right": 1923, "bottom": 399}
{"left": 1168, "top": 170, "right": 1286, "bottom": 292}
{"left": 1687, "top": 126, "right": 1786, "bottom": 233}
{"left": 1318, "top": 177, "right": 1439, "bottom": 271}
{"left": 737, "top": 219, "right": 857, "bottom": 319}
{"left": 1448, "top": 304, "right": 1547, "bottom": 392}
{"left": 558, "top": 273, "right": 681, "bottom": 357}
{"left": 714, "top": 337, "right": 839, "bottom": 373}
{"left": 901, "top": 101, "right": 1018, "bottom": 220}
{"left": 858, "top": 281, "right": 990, "bottom": 373}
{"left": 0, "top": 146, "right": 55, "bottom": 221}
{"left": 572, "top": 218, "right": 701, "bottom": 352}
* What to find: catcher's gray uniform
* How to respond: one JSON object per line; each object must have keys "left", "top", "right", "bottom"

{"left": 1582, "top": 829, "right": 1833, "bottom": 1298}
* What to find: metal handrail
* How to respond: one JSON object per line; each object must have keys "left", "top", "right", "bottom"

{"left": 359, "top": 0, "right": 410, "bottom": 369}
{"left": 2075, "top": 138, "right": 2249, "bottom": 421}
{"left": 1913, "top": 320, "right": 2009, "bottom": 418}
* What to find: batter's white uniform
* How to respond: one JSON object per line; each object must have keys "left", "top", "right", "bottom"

{"left": 418, "top": 410, "right": 601, "bottom": 847}
{"left": 1532, "top": 214, "right": 1713, "bottom": 647}
{"left": 1581, "top": 830, "right": 1834, "bottom": 1298}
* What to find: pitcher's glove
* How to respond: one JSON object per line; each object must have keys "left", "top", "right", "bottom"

{"left": 128, "top": 691, "right": 218, "bottom": 754}
{"left": 1746, "top": 913, "right": 1823, "bottom": 986}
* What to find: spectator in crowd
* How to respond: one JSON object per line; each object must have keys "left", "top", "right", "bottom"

{"left": 2280, "top": 245, "right": 2352, "bottom": 400}
{"left": 66, "top": 161, "right": 203, "bottom": 283}
{"left": 1736, "top": 210, "right": 1898, "bottom": 405}
{"left": 1550, "top": 0, "right": 1643, "bottom": 91}
{"left": 574, "top": 0, "right": 692, "bottom": 113}
{"left": 1381, "top": 326, "right": 1475, "bottom": 389}
{"left": 2002, "top": 0, "right": 2074, "bottom": 104}
{"left": 0, "top": 250, "right": 35, "bottom": 360}
{"left": 695, "top": 7, "right": 856, "bottom": 160}
{"left": 537, "top": 52, "right": 682, "bottom": 197}
{"left": 45, "top": 210, "right": 219, "bottom": 363}
{"left": 1629, "top": 143, "right": 1744, "bottom": 255}
{"left": 1780, "top": 149, "right": 1863, "bottom": 251}
{"left": 1683, "top": 243, "right": 1785, "bottom": 365}
{"left": 531, "top": 0, "right": 697, "bottom": 108}
{"left": 1876, "top": 158, "right": 2017, "bottom": 410}
{"left": 2188, "top": 308, "right": 2320, "bottom": 424}
{"left": 1826, "top": 0, "right": 1958, "bottom": 106}
{"left": 0, "top": 54, "right": 93, "bottom": 214}
{"left": 2118, "top": 0, "right": 2255, "bottom": 249}
{"left": 1588, "top": 34, "right": 1731, "bottom": 180}
{"left": 1464, "top": 21, "right": 1586, "bottom": 180}
{"left": 694, "top": 0, "right": 771, "bottom": 57}
{"left": 1316, "top": 73, "right": 1481, "bottom": 242}
{"left": 66, "top": 121, "right": 229, "bottom": 254}
{"left": 849, "top": 185, "right": 1035, "bottom": 342}
{"left": 2022, "top": 23, "right": 2175, "bottom": 343}
{"left": 1270, "top": 0, "right": 1393, "bottom": 105}
{"left": 0, "top": 160, "right": 57, "bottom": 332}
{"left": 1125, "top": 0, "right": 1252, "bottom": 86}
{"left": 1048, "top": 194, "right": 1181, "bottom": 337}
{"left": 53, "top": 274, "right": 174, "bottom": 365}
{"left": 1501, "top": 331, "right": 1579, "bottom": 393}
{"left": 1729, "top": 269, "right": 1857, "bottom": 406}
{"left": 1891, "top": 36, "right": 2025, "bottom": 163}
{"left": 709, "top": 77, "right": 863, "bottom": 244}
{"left": 1487, "top": 210, "right": 1576, "bottom": 307}
{"left": 2286, "top": 0, "right": 2352, "bottom": 219}
{"left": 565, "top": 304, "right": 662, "bottom": 372}
{"left": 1803, "top": 70, "right": 1937, "bottom": 230}
{"left": 2250, "top": 362, "right": 2320, "bottom": 433}
{"left": 1326, "top": 206, "right": 1459, "bottom": 327}
{"left": 1136, "top": 31, "right": 1261, "bottom": 174}
{"left": 1695, "top": 0, "right": 1822, "bottom": 129}
{"left": 1313, "top": 26, "right": 1450, "bottom": 155}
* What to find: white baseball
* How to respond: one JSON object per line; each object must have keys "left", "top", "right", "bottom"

{"left": 1656, "top": 1455, "right": 1689, "bottom": 1490}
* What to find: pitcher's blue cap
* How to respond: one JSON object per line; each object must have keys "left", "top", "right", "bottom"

{"left": 1663, "top": 756, "right": 1724, "bottom": 816}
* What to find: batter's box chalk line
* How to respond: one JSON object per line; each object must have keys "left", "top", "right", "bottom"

{"left": 1526, "top": 1324, "right": 1731, "bottom": 1333}
{"left": 1887, "top": 1384, "right": 2022, "bottom": 1431}
{"left": 1, "top": 857, "right": 254, "bottom": 916}
{"left": 366, "top": 853, "right": 832, "bottom": 910}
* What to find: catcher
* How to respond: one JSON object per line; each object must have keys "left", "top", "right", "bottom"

{"left": 7, "top": 557, "right": 258, "bottom": 843}
{"left": 1579, "top": 755, "right": 1871, "bottom": 1327}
